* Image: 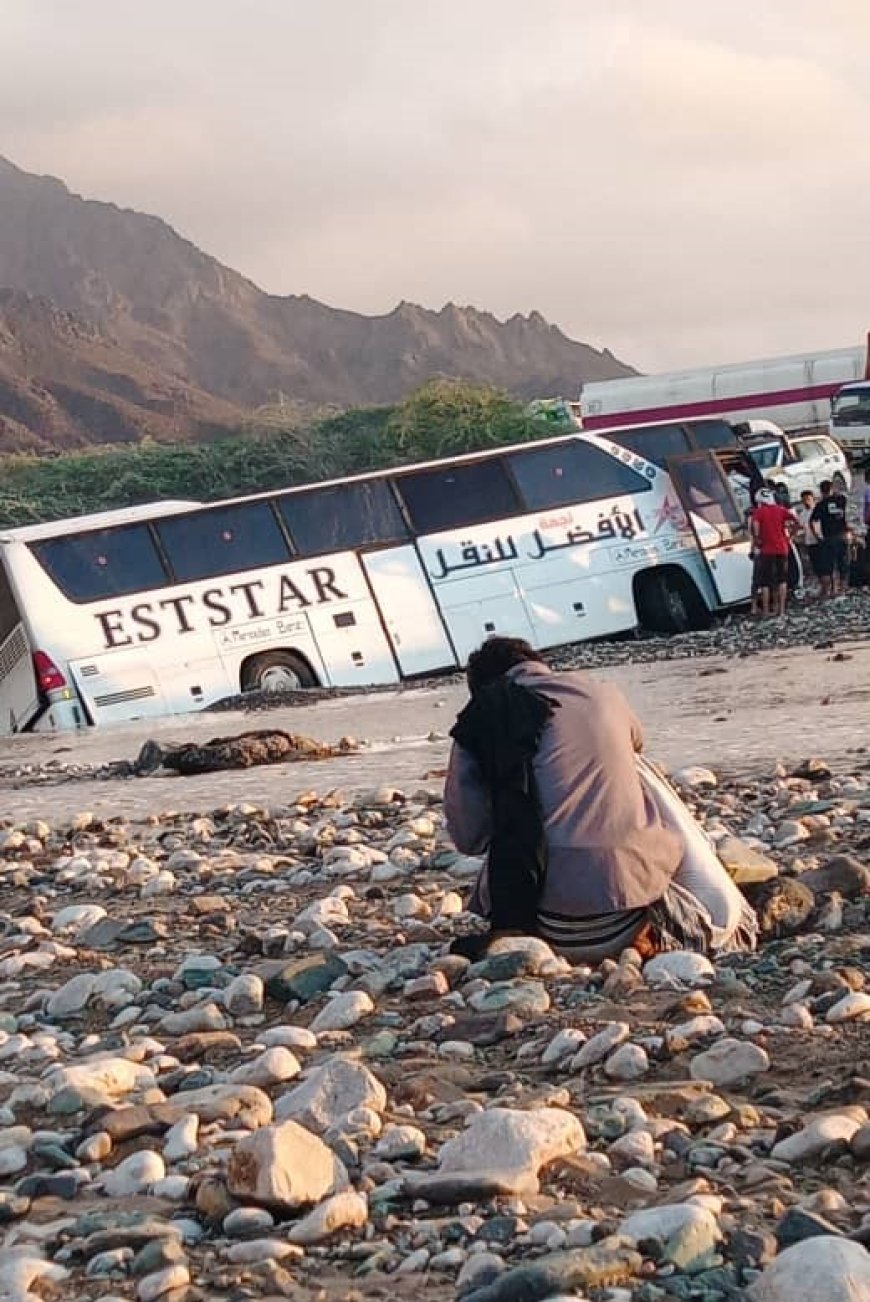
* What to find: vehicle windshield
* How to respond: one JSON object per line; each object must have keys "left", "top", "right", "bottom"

{"left": 832, "top": 390, "right": 870, "bottom": 426}
{"left": 747, "top": 443, "right": 781, "bottom": 471}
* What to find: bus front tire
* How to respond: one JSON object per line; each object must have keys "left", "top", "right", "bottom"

{"left": 635, "top": 568, "right": 709, "bottom": 635}
{"left": 240, "top": 651, "right": 318, "bottom": 694}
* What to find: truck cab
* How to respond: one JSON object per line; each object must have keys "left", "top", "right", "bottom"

{"left": 830, "top": 381, "right": 870, "bottom": 461}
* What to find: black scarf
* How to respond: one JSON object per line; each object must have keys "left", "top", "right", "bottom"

{"left": 451, "top": 679, "right": 557, "bottom": 931}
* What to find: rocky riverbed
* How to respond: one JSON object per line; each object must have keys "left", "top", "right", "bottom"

{"left": 0, "top": 753, "right": 869, "bottom": 1301}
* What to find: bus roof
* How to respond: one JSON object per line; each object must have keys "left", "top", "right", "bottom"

{"left": 0, "top": 500, "right": 202, "bottom": 543}
{"left": 0, "top": 414, "right": 731, "bottom": 542}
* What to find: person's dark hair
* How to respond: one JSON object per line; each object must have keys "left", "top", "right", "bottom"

{"left": 466, "top": 636, "right": 543, "bottom": 695}
{"left": 820, "top": 479, "right": 833, "bottom": 495}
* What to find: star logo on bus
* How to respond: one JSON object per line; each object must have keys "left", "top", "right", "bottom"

{"left": 654, "top": 494, "right": 688, "bottom": 533}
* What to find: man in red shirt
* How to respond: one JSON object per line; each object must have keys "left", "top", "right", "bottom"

{"left": 751, "top": 488, "right": 799, "bottom": 617}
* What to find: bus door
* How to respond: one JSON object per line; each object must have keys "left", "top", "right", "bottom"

{"left": 360, "top": 546, "right": 457, "bottom": 676}
{"left": 667, "top": 452, "right": 752, "bottom": 605}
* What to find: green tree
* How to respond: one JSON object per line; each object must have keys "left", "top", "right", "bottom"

{"left": 0, "top": 382, "right": 559, "bottom": 528}
{"left": 387, "top": 379, "right": 544, "bottom": 461}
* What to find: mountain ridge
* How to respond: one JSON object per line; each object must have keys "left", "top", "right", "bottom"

{"left": 0, "top": 154, "right": 635, "bottom": 448}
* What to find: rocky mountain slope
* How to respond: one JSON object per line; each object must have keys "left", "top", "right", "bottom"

{"left": 0, "top": 289, "right": 242, "bottom": 452}
{"left": 0, "top": 155, "right": 633, "bottom": 447}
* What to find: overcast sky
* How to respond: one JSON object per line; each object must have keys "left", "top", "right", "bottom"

{"left": 2, "top": 0, "right": 869, "bottom": 372}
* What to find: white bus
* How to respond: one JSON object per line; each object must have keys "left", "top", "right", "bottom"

{"left": 0, "top": 421, "right": 753, "bottom": 733}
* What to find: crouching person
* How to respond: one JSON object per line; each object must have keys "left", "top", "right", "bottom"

{"left": 444, "top": 637, "right": 756, "bottom": 963}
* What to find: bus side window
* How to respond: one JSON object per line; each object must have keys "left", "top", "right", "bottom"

{"left": 688, "top": 420, "right": 738, "bottom": 452}
{"left": 507, "top": 441, "right": 653, "bottom": 511}
{"left": 395, "top": 460, "right": 520, "bottom": 533}
{"left": 607, "top": 425, "right": 690, "bottom": 468}
{"left": 278, "top": 480, "right": 408, "bottom": 555}
{"left": 30, "top": 526, "right": 168, "bottom": 602}
{"left": 156, "top": 503, "right": 291, "bottom": 583}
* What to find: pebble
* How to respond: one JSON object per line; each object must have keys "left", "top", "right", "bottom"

{"left": 825, "top": 991, "right": 870, "bottom": 1023}
{"left": 223, "top": 973, "right": 264, "bottom": 1017}
{"left": 748, "top": 1235, "right": 870, "bottom": 1300}
{"left": 572, "top": 1021, "right": 629, "bottom": 1069}
{"left": 603, "top": 1043, "right": 649, "bottom": 1080}
{"left": 103, "top": 1150, "right": 166, "bottom": 1196}
{"left": 413, "top": 1106, "right": 585, "bottom": 1197}
{"left": 621, "top": 1202, "right": 722, "bottom": 1272}
{"left": 771, "top": 1110, "right": 867, "bottom": 1163}
{"left": 274, "top": 1055, "right": 387, "bottom": 1130}
{"left": 226, "top": 1119, "right": 348, "bottom": 1208}
{"left": 309, "top": 990, "right": 375, "bottom": 1032}
{"left": 644, "top": 950, "right": 715, "bottom": 988}
{"left": 287, "top": 1190, "right": 369, "bottom": 1244}
{"left": 690, "top": 1037, "right": 770, "bottom": 1087}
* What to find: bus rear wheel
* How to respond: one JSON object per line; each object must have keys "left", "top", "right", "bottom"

{"left": 240, "top": 651, "right": 318, "bottom": 694}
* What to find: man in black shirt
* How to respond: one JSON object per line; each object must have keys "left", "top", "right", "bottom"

{"left": 810, "top": 479, "right": 850, "bottom": 598}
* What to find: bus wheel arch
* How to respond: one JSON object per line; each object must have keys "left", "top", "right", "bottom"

{"left": 239, "top": 649, "right": 319, "bottom": 694}
{"left": 633, "top": 565, "right": 711, "bottom": 634}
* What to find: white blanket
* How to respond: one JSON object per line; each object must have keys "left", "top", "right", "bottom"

{"left": 638, "top": 755, "right": 758, "bottom": 951}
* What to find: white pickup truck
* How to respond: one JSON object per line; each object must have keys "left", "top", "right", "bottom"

{"left": 729, "top": 422, "right": 851, "bottom": 508}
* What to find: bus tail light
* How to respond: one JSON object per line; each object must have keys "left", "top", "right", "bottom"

{"left": 33, "top": 651, "right": 67, "bottom": 694}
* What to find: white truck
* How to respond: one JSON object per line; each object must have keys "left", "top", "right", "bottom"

{"left": 830, "top": 381, "right": 870, "bottom": 460}
{"left": 580, "top": 338, "right": 870, "bottom": 457}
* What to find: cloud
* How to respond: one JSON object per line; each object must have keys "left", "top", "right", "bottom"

{"left": 2, "top": 0, "right": 870, "bottom": 373}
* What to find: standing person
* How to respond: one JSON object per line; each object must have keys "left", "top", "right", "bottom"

{"left": 863, "top": 468, "right": 870, "bottom": 532}
{"left": 750, "top": 488, "right": 799, "bottom": 617}
{"left": 444, "top": 637, "right": 756, "bottom": 964}
{"left": 794, "top": 489, "right": 822, "bottom": 596}
{"left": 810, "top": 479, "right": 850, "bottom": 598}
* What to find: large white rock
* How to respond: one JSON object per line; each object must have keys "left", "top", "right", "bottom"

{"left": 826, "top": 992, "right": 870, "bottom": 1024}
{"left": 295, "top": 897, "right": 350, "bottom": 933}
{"left": 572, "top": 1022, "right": 629, "bottom": 1069}
{"left": 668, "top": 1015, "right": 726, "bottom": 1045}
{"left": 224, "top": 973, "right": 265, "bottom": 1018}
{"left": 310, "top": 991, "right": 375, "bottom": 1034}
{"left": 622, "top": 1203, "right": 721, "bottom": 1273}
{"left": 673, "top": 766, "right": 718, "bottom": 789}
{"left": 0, "top": 1249, "right": 68, "bottom": 1300}
{"left": 541, "top": 1028, "right": 586, "bottom": 1066}
{"left": 229, "top": 1047, "right": 301, "bottom": 1088}
{"left": 138, "top": 1264, "right": 190, "bottom": 1301}
{"left": 287, "top": 1191, "right": 369, "bottom": 1244}
{"left": 644, "top": 951, "right": 715, "bottom": 989}
{"left": 50, "top": 904, "right": 107, "bottom": 934}
{"left": 164, "top": 1114, "right": 200, "bottom": 1162}
{"left": 103, "top": 1149, "right": 166, "bottom": 1196}
{"left": 604, "top": 1044, "right": 649, "bottom": 1081}
{"left": 436, "top": 1106, "right": 585, "bottom": 1195}
{"left": 46, "top": 1055, "right": 155, "bottom": 1102}
{"left": 749, "top": 1236, "right": 870, "bottom": 1301}
{"left": 771, "top": 1109, "right": 867, "bottom": 1163}
{"left": 45, "top": 973, "right": 97, "bottom": 1018}
{"left": 690, "top": 1038, "right": 769, "bottom": 1088}
{"left": 92, "top": 968, "right": 143, "bottom": 1003}
{"left": 227, "top": 1119, "right": 348, "bottom": 1209}
{"left": 274, "top": 1056, "right": 386, "bottom": 1131}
